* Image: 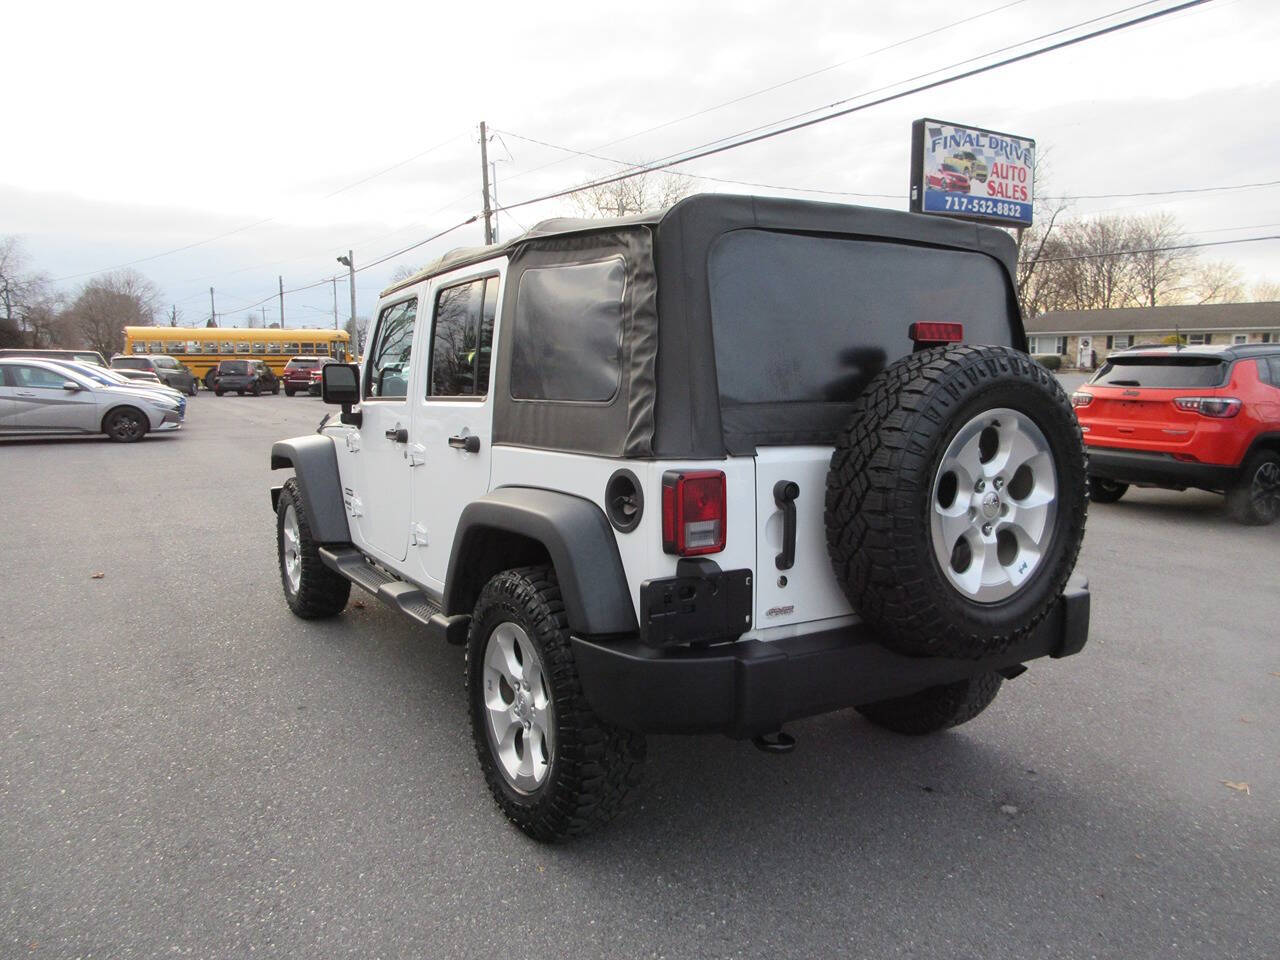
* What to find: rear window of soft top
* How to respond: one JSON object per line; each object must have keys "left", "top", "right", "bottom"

{"left": 1092, "top": 355, "right": 1227, "bottom": 388}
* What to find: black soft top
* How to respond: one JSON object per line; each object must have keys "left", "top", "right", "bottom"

{"left": 389, "top": 194, "right": 1024, "bottom": 458}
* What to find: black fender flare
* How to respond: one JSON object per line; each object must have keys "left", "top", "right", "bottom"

{"left": 269, "top": 435, "right": 351, "bottom": 544}
{"left": 445, "top": 487, "right": 637, "bottom": 637}
{"left": 1242, "top": 431, "right": 1280, "bottom": 465}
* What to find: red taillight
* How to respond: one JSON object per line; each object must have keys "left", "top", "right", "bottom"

{"left": 1070, "top": 391, "right": 1094, "bottom": 408}
{"left": 909, "top": 322, "right": 963, "bottom": 346}
{"left": 661, "top": 470, "right": 726, "bottom": 556}
{"left": 1174, "top": 396, "right": 1241, "bottom": 418}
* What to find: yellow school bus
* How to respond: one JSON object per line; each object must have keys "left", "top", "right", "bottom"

{"left": 121, "top": 326, "right": 351, "bottom": 387}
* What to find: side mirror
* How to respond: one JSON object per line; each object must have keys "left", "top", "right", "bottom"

{"left": 62, "top": 380, "right": 81, "bottom": 392}
{"left": 321, "top": 363, "right": 362, "bottom": 426}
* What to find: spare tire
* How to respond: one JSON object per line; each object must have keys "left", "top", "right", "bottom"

{"left": 825, "top": 345, "right": 1086, "bottom": 659}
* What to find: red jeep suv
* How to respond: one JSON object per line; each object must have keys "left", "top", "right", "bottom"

{"left": 1072, "top": 344, "right": 1280, "bottom": 524}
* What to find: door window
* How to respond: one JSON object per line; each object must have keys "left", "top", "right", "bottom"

{"left": 366, "top": 298, "right": 418, "bottom": 399}
{"left": 428, "top": 277, "right": 496, "bottom": 398}
{"left": 9, "top": 364, "right": 74, "bottom": 388}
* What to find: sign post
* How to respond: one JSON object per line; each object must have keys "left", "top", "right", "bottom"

{"left": 910, "top": 119, "right": 1035, "bottom": 227}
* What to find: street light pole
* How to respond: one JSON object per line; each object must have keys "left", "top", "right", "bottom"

{"left": 337, "top": 251, "right": 356, "bottom": 335}
{"left": 332, "top": 276, "right": 339, "bottom": 330}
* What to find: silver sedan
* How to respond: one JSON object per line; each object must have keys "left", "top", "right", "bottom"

{"left": 0, "top": 357, "right": 185, "bottom": 442}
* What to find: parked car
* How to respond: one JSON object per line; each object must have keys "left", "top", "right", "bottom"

{"left": 270, "top": 193, "right": 1090, "bottom": 841}
{"left": 0, "top": 348, "right": 108, "bottom": 367}
{"left": 214, "top": 359, "right": 279, "bottom": 396}
{"left": 113, "top": 369, "right": 165, "bottom": 385}
{"left": 0, "top": 357, "right": 184, "bottom": 441}
{"left": 111, "top": 355, "right": 198, "bottom": 395}
{"left": 1072, "top": 344, "right": 1280, "bottom": 524}
{"left": 45, "top": 359, "right": 187, "bottom": 406}
{"left": 926, "top": 160, "right": 971, "bottom": 193}
{"left": 282, "top": 355, "right": 333, "bottom": 396}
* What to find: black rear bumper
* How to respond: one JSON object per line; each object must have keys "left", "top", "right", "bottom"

{"left": 572, "top": 575, "right": 1089, "bottom": 739}
{"left": 1087, "top": 446, "right": 1236, "bottom": 492}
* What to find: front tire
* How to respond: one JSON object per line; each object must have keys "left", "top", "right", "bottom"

{"left": 276, "top": 478, "right": 351, "bottom": 618}
{"left": 466, "top": 566, "right": 645, "bottom": 842}
{"left": 857, "top": 673, "right": 1003, "bottom": 735}
{"left": 1226, "top": 450, "right": 1280, "bottom": 525}
{"left": 103, "top": 407, "right": 148, "bottom": 443}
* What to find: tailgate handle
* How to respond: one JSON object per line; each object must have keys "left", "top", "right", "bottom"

{"left": 773, "top": 480, "right": 799, "bottom": 570}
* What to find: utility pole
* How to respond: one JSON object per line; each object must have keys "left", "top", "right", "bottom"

{"left": 209, "top": 287, "right": 217, "bottom": 327}
{"left": 479, "top": 120, "right": 493, "bottom": 245}
{"left": 332, "top": 276, "right": 339, "bottom": 330}
{"left": 490, "top": 160, "right": 500, "bottom": 244}
{"left": 260, "top": 305, "right": 268, "bottom": 328}
{"left": 278, "top": 276, "right": 285, "bottom": 328}
{"left": 170, "top": 304, "right": 178, "bottom": 327}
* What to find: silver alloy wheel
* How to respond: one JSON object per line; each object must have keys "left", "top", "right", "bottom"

{"left": 930, "top": 407, "right": 1058, "bottom": 603}
{"left": 1252, "top": 460, "right": 1280, "bottom": 520}
{"left": 482, "top": 621, "right": 555, "bottom": 794}
{"left": 281, "top": 503, "right": 302, "bottom": 595}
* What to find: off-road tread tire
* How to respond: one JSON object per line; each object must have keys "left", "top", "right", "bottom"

{"left": 825, "top": 344, "right": 1087, "bottom": 659}
{"left": 1088, "top": 476, "right": 1128, "bottom": 504}
{"left": 276, "top": 478, "right": 351, "bottom": 619}
{"left": 1226, "top": 450, "right": 1280, "bottom": 525}
{"left": 466, "top": 565, "right": 645, "bottom": 842}
{"left": 857, "top": 672, "right": 1003, "bottom": 735}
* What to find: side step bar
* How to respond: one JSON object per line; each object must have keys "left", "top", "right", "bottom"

{"left": 319, "top": 546, "right": 470, "bottom": 645}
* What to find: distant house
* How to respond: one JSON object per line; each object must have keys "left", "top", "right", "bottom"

{"left": 1025, "top": 302, "right": 1280, "bottom": 369}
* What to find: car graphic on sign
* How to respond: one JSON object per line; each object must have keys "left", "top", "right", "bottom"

{"left": 927, "top": 160, "right": 971, "bottom": 193}
{"left": 951, "top": 150, "right": 989, "bottom": 182}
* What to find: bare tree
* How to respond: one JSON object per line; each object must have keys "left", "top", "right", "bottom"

{"left": 65, "top": 269, "right": 161, "bottom": 358}
{"left": 1186, "top": 260, "right": 1244, "bottom": 304}
{"left": 390, "top": 264, "right": 420, "bottom": 284}
{"left": 1249, "top": 280, "right": 1280, "bottom": 302}
{"left": 571, "top": 171, "right": 693, "bottom": 218}
{"left": 0, "top": 236, "right": 54, "bottom": 347}
{"left": 1013, "top": 151, "right": 1071, "bottom": 318}
{"left": 344, "top": 315, "right": 370, "bottom": 354}
{"left": 1127, "top": 212, "right": 1192, "bottom": 307}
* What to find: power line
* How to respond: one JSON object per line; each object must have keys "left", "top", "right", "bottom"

{"left": 1045, "top": 178, "right": 1280, "bottom": 201}
{"left": 1032, "top": 234, "right": 1280, "bottom": 265}
{"left": 491, "top": 0, "right": 1036, "bottom": 191}
{"left": 494, "top": 0, "right": 1207, "bottom": 216}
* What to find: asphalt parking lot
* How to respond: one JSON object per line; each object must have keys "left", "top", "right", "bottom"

{"left": 2, "top": 391, "right": 1277, "bottom": 960}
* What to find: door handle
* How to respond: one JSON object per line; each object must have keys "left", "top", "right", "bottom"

{"left": 773, "top": 480, "right": 799, "bottom": 571}
{"left": 385, "top": 427, "right": 408, "bottom": 443}
{"left": 448, "top": 434, "right": 481, "bottom": 453}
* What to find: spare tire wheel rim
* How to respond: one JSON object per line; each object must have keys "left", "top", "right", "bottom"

{"left": 930, "top": 407, "right": 1058, "bottom": 603}
{"left": 482, "top": 621, "right": 554, "bottom": 794}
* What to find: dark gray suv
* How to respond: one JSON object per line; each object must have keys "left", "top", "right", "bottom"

{"left": 112, "top": 355, "right": 198, "bottom": 395}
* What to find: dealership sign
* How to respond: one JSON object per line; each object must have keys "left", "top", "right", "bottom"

{"left": 910, "top": 119, "right": 1034, "bottom": 227}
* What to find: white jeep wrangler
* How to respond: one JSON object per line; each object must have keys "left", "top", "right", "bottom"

{"left": 270, "top": 194, "right": 1090, "bottom": 842}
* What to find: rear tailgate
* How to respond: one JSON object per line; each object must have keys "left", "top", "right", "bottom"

{"left": 753, "top": 447, "right": 854, "bottom": 630}
{"left": 1082, "top": 386, "right": 1202, "bottom": 449}
{"left": 1080, "top": 353, "right": 1229, "bottom": 452}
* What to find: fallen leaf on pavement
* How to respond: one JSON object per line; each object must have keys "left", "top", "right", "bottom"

{"left": 1221, "top": 780, "right": 1251, "bottom": 795}
{"left": 90, "top": 572, "right": 105, "bottom": 579}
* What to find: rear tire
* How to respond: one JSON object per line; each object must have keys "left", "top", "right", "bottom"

{"left": 825, "top": 345, "right": 1087, "bottom": 660}
{"left": 466, "top": 565, "right": 645, "bottom": 842}
{"left": 1088, "top": 477, "right": 1128, "bottom": 504}
{"left": 285, "top": 387, "right": 296, "bottom": 397}
{"left": 276, "top": 478, "right": 351, "bottom": 618}
{"left": 187, "top": 381, "right": 198, "bottom": 396}
{"left": 1226, "top": 450, "right": 1280, "bottom": 525}
{"left": 857, "top": 673, "right": 1003, "bottom": 735}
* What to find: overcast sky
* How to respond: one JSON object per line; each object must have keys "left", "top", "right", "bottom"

{"left": 3, "top": 0, "right": 1277, "bottom": 326}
